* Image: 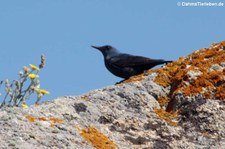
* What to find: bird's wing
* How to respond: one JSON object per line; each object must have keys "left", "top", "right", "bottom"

{"left": 109, "top": 54, "right": 163, "bottom": 67}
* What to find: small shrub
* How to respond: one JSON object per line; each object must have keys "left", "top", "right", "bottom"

{"left": 0, "top": 55, "right": 49, "bottom": 108}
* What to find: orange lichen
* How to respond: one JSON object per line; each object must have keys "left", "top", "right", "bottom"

{"left": 153, "top": 71, "right": 172, "bottom": 87}
{"left": 122, "top": 41, "right": 225, "bottom": 109}
{"left": 157, "top": 96, "right": 170, "bottom": 107}
{"left": 38, "top": 117, "right": 48, "bottom": 121}
{"left": 25, "top": 115, "right": 63, "bottom": 127}
{"left": 215, "top": 83, "right": 225, "bottom": 99}
{"left": 153, "top": 57, "right": 185, "bottom": 87}
{"left": 80, "top": 96, "right": 88, "bottom": 100}
{"left": 154, "top": 41, "right": 225, "bottom": 106}
{"left": 80, "top": 127, "right": 116, "bottom": 149}
{"left": 25, "top": 115, "right": 36, "bottom": 123}
{"left": 122, "top": 73, "right": 145, "bottom": 83}
{"left": 49, "top": 117, "right": 64, "bottom": 124}
{"left": 34, "top": 104, "right": 40, "bottom": 107}
{"left": 154, "top": 108, "right": 178, "bottom": 126}
{"left": 49, "top": 117, "right": 64, "bottom": 127}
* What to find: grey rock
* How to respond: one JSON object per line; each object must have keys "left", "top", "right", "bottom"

{"left": 186, "top": 70, "right": 202, "bottom": 79}
{"left": 0, "top": 78, "right": 224, "bottom": 149}
{"left": 0, "top": 63, "right": 224, "bottom": 148}
{"left": 208, "top": 64, "right": 223, "bottom": 72}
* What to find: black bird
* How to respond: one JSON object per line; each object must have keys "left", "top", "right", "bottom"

{"left": 92, "top": 45, "right": 172, "bottom": 79}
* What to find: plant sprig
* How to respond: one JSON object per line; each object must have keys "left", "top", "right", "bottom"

{"left": 0, "top": 54, "right": 49, "bottom": 108}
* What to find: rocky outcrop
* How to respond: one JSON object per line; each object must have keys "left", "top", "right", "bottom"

{"left": 0, "top": 41, "right": 225, "bottom": 149}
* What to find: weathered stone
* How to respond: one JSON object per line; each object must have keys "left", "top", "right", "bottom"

{"left": 0, "top": 41, "right": 225, "bottom": 148}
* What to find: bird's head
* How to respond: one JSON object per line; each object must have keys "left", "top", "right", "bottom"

{"left": 91, "top": 45, "right": 119, "bottom": 58}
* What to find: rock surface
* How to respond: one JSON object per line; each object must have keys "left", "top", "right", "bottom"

{"left": 0, "top": 41, "right": 225, "bottom": 149}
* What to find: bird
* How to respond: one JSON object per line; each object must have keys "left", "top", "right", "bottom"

{"left": 92, "top": 45, "right": 172, "bottom": 79}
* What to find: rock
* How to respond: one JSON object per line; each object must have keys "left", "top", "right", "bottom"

{"left": 0, "top": 41, "right": 225, "bottom": 148}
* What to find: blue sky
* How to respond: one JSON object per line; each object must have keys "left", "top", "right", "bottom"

{"left": 0, "top": 1, "right": 225, "bottom": 104}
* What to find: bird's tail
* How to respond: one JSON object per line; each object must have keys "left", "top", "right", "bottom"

{"left": 155, "top": 60, "right": 172, "bottom": 65}
{"left": 164, "top": 60, "right": 173, "bottom": 64}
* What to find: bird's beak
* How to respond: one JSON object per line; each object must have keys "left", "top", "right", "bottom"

{"left": 91, "top": 45, "right": 101, "bottom": 51}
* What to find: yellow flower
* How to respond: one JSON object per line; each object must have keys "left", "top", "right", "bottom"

{"left": 29, "top": 64, "right": 40, "bottom": 70}
{"left": 21, "top": 103, "right": 28, "bottom": 108}
{"left": 28, "top": 74, "right": 39, "bottom": 79}
{"left": 36, "top": 89, "right": 50, "bottom": 95}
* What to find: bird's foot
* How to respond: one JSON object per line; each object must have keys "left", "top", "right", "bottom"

{"left": 115, "top": 79, "right": 126, "bottom": 85}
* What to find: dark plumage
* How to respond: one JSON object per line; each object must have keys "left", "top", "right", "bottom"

{"left": 92, "top": 45, "right": 172, "bottom": 79}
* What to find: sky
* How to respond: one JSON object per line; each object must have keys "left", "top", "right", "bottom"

{"left": 0, "top": 0, "right": 225, "bottom": 105}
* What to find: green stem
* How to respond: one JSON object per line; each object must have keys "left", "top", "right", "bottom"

{"left": 0, "top": 92, "right": 9, "bottom": 108}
